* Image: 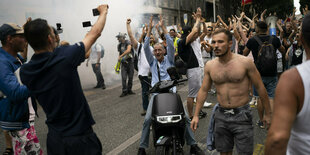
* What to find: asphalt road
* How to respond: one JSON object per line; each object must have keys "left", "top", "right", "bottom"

{"left": 0, "top": 74, "right": 267, "bottom": 155}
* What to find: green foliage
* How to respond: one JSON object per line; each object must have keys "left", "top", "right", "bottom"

{"left": 219, "top": 0, "right": 294, "bottom": 20}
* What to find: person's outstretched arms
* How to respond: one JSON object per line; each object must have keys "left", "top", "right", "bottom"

{"left": 144, "top": 16, "right": 154, "bottom": 65}
{"left": 83, "top": 4, "right": 109, "bottom": 58}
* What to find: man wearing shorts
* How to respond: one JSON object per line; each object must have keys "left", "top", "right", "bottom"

{"left": 191, "top": 28, "right": 272, "bottom": 155}
{"left": 243, "top": 21, "right": 285, "bottom": 128}
{"left": 178, "top": 7, "right": 207, "bottom": 119}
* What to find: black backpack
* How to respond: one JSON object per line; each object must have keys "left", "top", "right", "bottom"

{"left": 253, "top": 36, "right": 277, "bottom": 76}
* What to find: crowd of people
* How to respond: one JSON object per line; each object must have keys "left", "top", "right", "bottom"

{"left": 0, "top": 2, "right": 309, "bottom": 155}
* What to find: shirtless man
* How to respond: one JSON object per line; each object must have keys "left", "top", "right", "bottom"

{"left": 191, "top": 28, "right": 272, "bottom": 155}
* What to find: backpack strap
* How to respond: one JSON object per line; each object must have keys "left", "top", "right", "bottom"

{"left": 138, "top": 43, "right": 142, "bottom": 57}
{"left": 253, "top": 36, "right": 263, "bottom": 46}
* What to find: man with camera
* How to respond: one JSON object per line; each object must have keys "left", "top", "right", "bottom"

{"left": 116, "top": 32, "right": 135, "bottom": 97}
{"left": 19, "top": 4, "right": 109, "bottom": 154}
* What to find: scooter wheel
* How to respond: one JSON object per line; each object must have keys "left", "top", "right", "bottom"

{"left": 155, "top": 146, "right": 170, "bottom": 155}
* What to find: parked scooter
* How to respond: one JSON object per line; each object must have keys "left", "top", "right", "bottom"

{"left": 149, "top": 67, "right": 187, "bottom": 155}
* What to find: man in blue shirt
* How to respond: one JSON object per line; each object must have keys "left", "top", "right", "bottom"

{"left": 0, "top": 22, "right": 42, "bottom": 154}
{"left": 20, "top": 4, "right": 109, "bottom": 155}
{"left": 137, "top": 15, "right": 204, "bottom": 155}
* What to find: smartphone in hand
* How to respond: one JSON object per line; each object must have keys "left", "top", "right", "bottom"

{"left": 82, "top": 21, "right": 92, "bottom": 27}
{"left": 92, "top": 8, "right": 100, "bottom": 16}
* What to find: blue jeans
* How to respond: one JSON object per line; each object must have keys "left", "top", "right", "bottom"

{"left": 253, "top": 76, "right": 278, "bottom": 98}
{"left": 91, "top": 64, "right": 105, "bottom": 86}
{"left": 139, "top": 76, "right": 150, "bottom": 111}
{"left": 139, "top": 94, "right": 197, "bottom": 148}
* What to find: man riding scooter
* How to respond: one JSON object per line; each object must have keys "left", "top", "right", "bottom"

{"left": 137, "top": 15, "right": 204, "bottom": 155}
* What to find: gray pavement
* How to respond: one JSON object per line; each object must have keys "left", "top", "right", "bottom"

{"left": 0, "top": 74, "right": 267, "bottom": 155}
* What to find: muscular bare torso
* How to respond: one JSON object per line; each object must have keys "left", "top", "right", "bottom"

{"left": 208, "top": 54, "right": 251, "bottom": 108}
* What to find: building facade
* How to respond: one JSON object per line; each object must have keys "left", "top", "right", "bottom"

{"left": 142, "top": 0, "right": 219, "bottom": 27}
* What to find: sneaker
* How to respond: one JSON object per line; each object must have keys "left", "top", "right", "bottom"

{"left": 190, "top": 144, "right": 205, "bottom": 155}
{"left": 128, "top": 90, "right": 136, "bottom": 95}
{"left": 137, "top": 148, "right": 146, "bottom": 155}
{"left": 199, "top": 110, "right": 207, "bottom": 119}
{"left": 94, "top": 85, "right": 101, "bottom": 89}
{"left": 102, "top": 85, "right": 106, "bottom": 89}
{"left": 141, "top": 110, "right": 146, "bottom": 116}
{"left": 119, "top": 92, "right": 127, "bottom": 97}
{"left": 203, "top": 102, "right": 212, "bottom": 108}
{"left": 256, "top": 120, "right": 265, "bottom": 129}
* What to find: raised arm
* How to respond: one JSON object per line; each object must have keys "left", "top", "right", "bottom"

{"left": 126, "top": 18, "right": 138, "bottom": 49}
{"left": 217, "top": 15, "right": 229, "bottom": 30}
{"left": 144, "top": 16, "right": 154, "bottom": 64}
{"left": 83, "top": 4, "right": 109, "bottom": 58}
{"left": 159, "top": 15, "right": 174, "bottom": 62}
{"left": 260, "top": 9, "right": 267, "bottom": 21}
{"left": 138, "top": 24, "right": 147, "bottom": 43}
{"left": 185, "top": 8, "right": 202, "bottom": 45}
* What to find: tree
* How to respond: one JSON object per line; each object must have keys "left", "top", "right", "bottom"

{"left": 217, "top": 0, "right": 294, "bottom": 21}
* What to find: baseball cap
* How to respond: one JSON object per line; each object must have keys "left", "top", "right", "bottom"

{"left": 0, "top": 23, "right": 24, "bottom": 40}
{"left": 116, "top": 32, "right": 126, "bottom": 38}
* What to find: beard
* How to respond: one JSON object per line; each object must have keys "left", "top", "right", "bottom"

{"left": 214, "top": 48, "right": 229, "bottom": 57}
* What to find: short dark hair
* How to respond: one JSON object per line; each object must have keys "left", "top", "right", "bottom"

{"left": 212, "top": 28, "right": 232, "bottom": 42}
{"left": 0, "top": 37, "right": 7, "bottom": 45}
{"left": 24, "top": 18, "right": 51, "bottom": 51}
{"left": 169, "top": 29, "right": 176, "bottom": 32}
{"left": 256, "top": 21, "right": 268, "bottom": 31}
{"left": 302, "top": 13, "right": 310, "bottom": 47}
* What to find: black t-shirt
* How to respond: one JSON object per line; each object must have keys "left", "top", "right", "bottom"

{"left": 177, "top": 38, "right": 199, "bottom": 69}
{"left": 246, "top": 35, "right": 281, "bottom": 62}
{"left": 20, "top": 42, "right": 95, "bottom": 136}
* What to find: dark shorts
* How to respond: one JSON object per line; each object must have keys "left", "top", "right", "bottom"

{"left": 47, "top": 128, "right": 102, "bottom": 155}
{"left": 214, "top": 104, "right": 253, "bottom": 154}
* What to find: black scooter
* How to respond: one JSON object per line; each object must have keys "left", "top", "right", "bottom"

{"left": 149, "top": 67, "right": 187, "bottom": 155}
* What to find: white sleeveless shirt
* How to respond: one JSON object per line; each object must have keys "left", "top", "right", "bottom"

{"left": 287, "top": 60, "right": 310, "bottom": 155}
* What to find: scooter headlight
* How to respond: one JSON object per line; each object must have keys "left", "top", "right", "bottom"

{"left": 156, "top": 115, "right": 182, "bottom": 124}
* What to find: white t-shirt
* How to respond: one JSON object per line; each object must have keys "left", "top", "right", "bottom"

{"left": 89, "top": 43, "right": 104, "bottom": 64}
{"left": 135, "top": 42, "right": 151, "bottom": 76}
{"left": 201, "top": 36, "right": 212, "bottom": 58}
{"left": 191, "top": 38, "right": 204, "bottom": 68}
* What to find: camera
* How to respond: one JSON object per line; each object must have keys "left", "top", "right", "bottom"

{"left": 56, "top": 23, "right": 63, "bottom": 34}
{"left": 92, "top": 8, "right": 100, "bottom": 16}
{"left": 82, "top": 21, "right": 92, "bottom": 27}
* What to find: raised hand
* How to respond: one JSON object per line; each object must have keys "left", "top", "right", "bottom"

{"left": 158, "top": 15, "right": 164, "bottom": 27}
{"left": 126, "top": 18, "right": 131, "bottom": 25}
{"left": 97, "top": 4, "right": 109, "bottom": 14}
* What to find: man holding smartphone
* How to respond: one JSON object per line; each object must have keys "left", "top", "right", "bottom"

{"left": 20, "top": 4, "right": 109, "bottom": 155}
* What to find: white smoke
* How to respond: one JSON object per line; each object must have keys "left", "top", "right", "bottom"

{"left": 0, "top": 0, "right": 145, "bottom": 88}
